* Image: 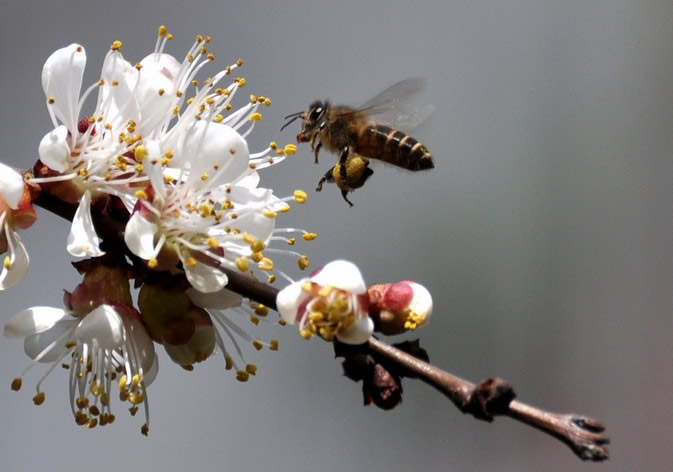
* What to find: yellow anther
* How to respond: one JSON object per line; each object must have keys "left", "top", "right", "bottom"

{"left": 284, "top": 144, "right": 297, "bottom": 155}
{"left": 251, "top": 252, "right": 263, "bottom": 263}
{"left": 158, "top": 25, "right": 167, "bottom": 36}
{"left": 118, "top": 375, "right": 128, "bottom": 391}
{"left": 184, "top": 257, "right": 197, "bottom": 267}
{"left": 267, "top": 274, "right": 276, "bottom": 283}
{"left": 207, "top": 53, "right": 215, "bottom": 61}
{"left": 242, "top": 232, "right": 255, "bottom": 245}
{"left": 237, "top": 77, "right": 246, "bottom": 87}
{"left": 269, "top": 141, "right": 277, "bottom": 149}
{"left": 279, "top": 203, "right": 291, "bottom": 213}
{"left": 250, "top": 94, "right": 258, "bottom": 103}
{"left": 65, "top": 340, "right": 77, "bottom": 349}
{"left": 278, "top": 319, "right": 287, "bottom": 326}
{"left": 248, "top": 112, "right": 262, "bottom": 121}
{"left": 302, "top": 232, "right": 317, "bottom": 241}
{"left": 301, "top": 281, "right": 313, "bottom": 293}
{"left": 90, "top": 381, "right": 104, "bottom": 396}
{"left": 252, "top": 339, "right": 263, "bottom": 350}
{"left": 308, "top": 312, "right": 324, "bottom": 322}
{"left": 236, "top": 370, "right": 249, "bottom": 382}
{"left": 299, "top": 329, "right": 313, "bottom": 340}
{"left": 134, "top": 189, "right": 148, "bottom": 200}
{"left": 288, "top": 237, "right": 296, "bottom": 246}
{"left": 133, "top": 145, "right": 147, "bottom": 162}
{"left": 293, "top": 190, "right": 308, "bottom": 204}
{"left": 259, "top": 257, "right": 274, "bottom": 271}
{"left": 262, "top": 209, "right": 277, "bottom": 219}
{"left": 141, "top": 424, "right": 149, "bottom": 436}
{"left": 250, "top": 315, "right": 259, "bottom": 326}
{"left": 236, "top": 58, "right": 244, "bottom": 66}
{"left": 3, "top": 256, "right": 11, "bottom": 270}
{"left": 110, "top": 40, "right": 122, "bottom": 51}
{"left": 251, "top": 239, "right": 266, "bottom": 252}
{"left": 200, "top": 172, "right": 209, "bottom": 181}
{"left": 254, "top": 304, "right": 269, "bottom": 317}
{"left": 10, "top": 378, "right": 22, "bottom": 391}
{"left": 87, "top": 418, "right": 98, "bottom": 429}
{"left": 264, "top": 98, "right": 272, "bottom": 106}
{"left": 224, "top": 355, "right": 233, "bottom": 370}
{"left": 158, "top": 88, "right": 166, "bottom": 96}
{"left": 132, "top": 374, "right": 142, "bottom": 388}
{"left": 148, "top": 258, "right": 158, "bottom": 269}
{"left": 76, "top": 396, "right": 89, "bottom": 409}
{"left": 128, "top": 391, "right": 145, "bottom": 405}
{"left": 298, "top": 255, "right": 310, "bottom": 270}
{"left": 246, "top": 364, "right": 257, "bottom": 375}
{"left": 134, "top": 164, "right": 144, "bottom": 172}
{"left": 235, "top": 256, "right": 249, "bottom": 272}
{"left": 207, "top": 237, "right": 219, "bottom": 249}
{"left": 89, "top": 405, "right": 100, "bottom": 416}
{"left": 269, "top": 339, "right": 279, "bottom": 351}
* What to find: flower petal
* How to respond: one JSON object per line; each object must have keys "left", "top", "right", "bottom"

{"left": 38, "top": 125, "right": 70, "bottom": 173}
{"left": 4, "top": 306, "right": 68, "bottom": 338}
{"left": 0, "top": 227, "right": 29, "bottom": 290}
{"left": 0, "top": 163, "right": 25, "bottom": 209}
{"left": 275, "top": 280, "right": 308, "bottom": 325}
{"left": 24, "top": 318, "right": 78, "bottom": 362}
{"left": 67, "top": 190, "right": 104, "bottom": 257}
{"left": 312, "top": 260, "right": 366, "bottom": 294}
{"left": 74, "top": 305, "right": 124, "bottom": 349}
{"left": 41, "top": 44, "right": 86, "bottom": 131}
{"left": 125, "top": 211, "right": 159, "bottom": 260}
{"left": 183, "top": 259, "right": 229, "bottom": 293}
{"left": 336, "top": 317, "right": 374, "bottom": 345}
{"left": 186, "top": 287, "right": 243, "bottom": 309}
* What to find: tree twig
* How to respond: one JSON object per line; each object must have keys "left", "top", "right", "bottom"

{"left": 31, "top": 189, "right": 610, "bottom": 461}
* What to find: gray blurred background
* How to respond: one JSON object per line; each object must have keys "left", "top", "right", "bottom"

{"left": 1, "top": 1, "right": 672, "bottom": 471}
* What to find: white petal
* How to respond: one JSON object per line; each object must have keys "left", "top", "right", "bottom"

{"left": 276, "top": 280, "right": 308, "bottom": 325}
{"left": 42, "top": 44, "right": 86, "bottom": 131}
{"left": 183, "top": 259, "right": 228, "bottom": 293}
{"left": 0, "top": 163, "right": 25, "bottom": 209}
{"left": 135, "top": 53, "right": 181, "bottom": 134}
{"left": 38, "top": 125, "right": 70, "bottom": 173}
{"left": 98, "top": 49, "right": 140, "bottom": 130}
{"left": 312, "top": 260, "right": 366, "bottom": 294}
{"left": 24, "top": 318, "right": 78, "bottom": 362}
{"left": 175, "top": 122, "right": 249, "bottom": 185}
{"left": 4, "top": 306, "right": 68, "bottom": 338}
{"left": 124, "top": 211, "right": 159, "bottom": 259}
{"left": 0, "top": 228, "right": 29, "bottom": 290}
{"left": 143, "top": 352, "right": 159, "bottom": 387}
{"left": 127, "top": 317, "right": 156, "bottom": 375}
{"left": 186, "top": 287, "right": 242, "bottom": 309}
{"left": 67, "top": 190, "right": 104, "bottom": 257}
{"left": 336, "top": 317, "right": 374, "bottom": 345}
{"left": 408, "top": 282, "right": 433, "bottom": 324}
{"left": 74, "top": 305, "right": 124, "bottom": 349}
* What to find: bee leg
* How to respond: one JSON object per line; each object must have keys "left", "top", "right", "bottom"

{"left": 338, "top": 146, "right": 350, "bottom": 182}
{"left": 340, "top": 189, "right": 355, "bottom": 207}
{"left": 313, "top": 142, "right": 322, "bottom": 164}
{"left": 316, "top": 166, "right": 335, "bottom": 192}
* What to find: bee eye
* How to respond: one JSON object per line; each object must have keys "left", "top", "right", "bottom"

{"left": 310, "top": 107, "right": 323, "bottom": 121}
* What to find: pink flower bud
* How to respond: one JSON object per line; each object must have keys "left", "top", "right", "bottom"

{"left": 368, "top": 281, "right": 432, "bottom": 335}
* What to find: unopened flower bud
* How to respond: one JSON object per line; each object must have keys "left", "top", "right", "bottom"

{"left": 368, "top": 281, "right": 432, "bottom": 335}
{"left": 138, "top": 282, "right": 216, "bottom": 367}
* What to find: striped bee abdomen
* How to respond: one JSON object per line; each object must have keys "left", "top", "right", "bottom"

{"left": 356, "top": 124, "right": 434, "bottom": 171}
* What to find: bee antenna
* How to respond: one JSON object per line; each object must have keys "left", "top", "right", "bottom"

{"left": 280, "top": 111, "right": 304, "bottom": 132}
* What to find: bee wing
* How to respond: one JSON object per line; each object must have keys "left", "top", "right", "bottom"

{"left": 345, "top": 77, "right": 434, "bottom": 130}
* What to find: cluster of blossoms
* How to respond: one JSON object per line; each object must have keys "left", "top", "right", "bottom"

{"left": 0, "top": 27, "right": 433, "bottom": 436}
{"left": 1, "top": 27, "right": 312, "bottom": 434}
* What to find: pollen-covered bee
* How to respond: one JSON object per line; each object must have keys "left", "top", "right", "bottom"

{"left": 281, "top": 78, "right": 434, "bottom": 206}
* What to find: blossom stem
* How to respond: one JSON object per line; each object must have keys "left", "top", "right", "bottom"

{"left": 31, "top": 185, "right": 609, "bottom": 461}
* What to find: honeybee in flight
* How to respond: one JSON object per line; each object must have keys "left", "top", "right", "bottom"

{"left": 281, "top": 78, "right": 434, "bottom": 206}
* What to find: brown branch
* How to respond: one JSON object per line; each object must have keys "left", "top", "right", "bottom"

{"left": 31, "top": 189, "right": 610, "bottom": 461}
